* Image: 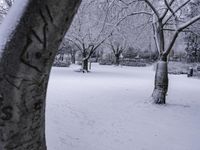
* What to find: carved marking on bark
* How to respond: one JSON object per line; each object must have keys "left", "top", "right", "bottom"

{"left": 65, "top": 16, "right": 69, "bottom": 22}
{"left": 21, "top": 92, "right": 29, "bottom": 113}
{"left": 42, "top": 24, "right": 47, "bottom": 50}
{"left": 39, "top": 10, "right": 47, "bottom": 24}
{"left": 31, "top": 75, "right": 46, "bottom": 88}
{"left": 35, "top": 52, "right": 42, "bottom": 59}
{"left": 4, "top": 74, "right": 21, "bottom": 89}
{"left": 39, "top": 10, "right": 48, "bottom": 50}
{"left": 20, "top": 36, "right": 42, "bottom": 73}
{"left": 1, "top": 106, "right": 13, "bottom": 121}
{"left": 31, "top": 29, "right": 43, "bottom": 44}
{"left": 45, "top": 5, "right": 54, "bottom": 23}
{"left": 34, "top": 101, "right": 42, "bottom": 111}
{"left": 4, "top": 73, "right": 31, "bottom": 90}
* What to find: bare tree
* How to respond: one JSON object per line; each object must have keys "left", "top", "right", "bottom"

{"left": 0, "top": 0, "right": 81, "bottom": 149}
{"left": 144, "top": 0, "right": 200, "bottom": 104}
{"left": 120, "top": 0, "right": 200, "bottom": 104}
{"left": 108, "top": 35, "right": 127, "bottom": 65}
{"left": 67, "top": 0, "right": 114, "bottom": 72}
{"left": 110, "top": 42, "right": 124, "bottom": 65}
{"left": 57, "top": 39, "right": 78, "bottom": 64}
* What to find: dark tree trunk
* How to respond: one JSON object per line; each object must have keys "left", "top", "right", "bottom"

{"left": 0, "top": 0, "right": 81, "bottom": 150}
{"left": 115, "top": 55, "right": 120, "bottom": 66}
{"left": 71, "top": 53, "right": 76, "bottom": 64}
{"left": 82, "top": 59, "right": 89, "bottom": 72}
{"left": 152, "top": 55, "right": 168, "bottom": 104}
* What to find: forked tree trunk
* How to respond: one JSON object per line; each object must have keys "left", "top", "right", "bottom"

{"left": 0, "top": 0, "right": 81, "bottom": 150}
{"left": 152, "top": 57, "right": 168, "bottom": 104}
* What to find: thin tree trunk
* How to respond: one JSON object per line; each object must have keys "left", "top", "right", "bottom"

{"left": 71, "top": 53, "right": 76, "bottom": 64}
{"left": 152, "top": 56, "right": 168, "bottom": 104}
{"left": 0, "top": 0, "right": 81, "bottom": 150}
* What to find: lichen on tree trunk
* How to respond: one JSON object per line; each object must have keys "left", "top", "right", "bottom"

{"left": 0, "top": 0, "right": 81, "bottom": 149}
{"left": 152, "top": 60, "right": 168, "bottom": 104}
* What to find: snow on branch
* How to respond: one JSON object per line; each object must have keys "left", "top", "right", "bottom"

{"left": 161, "top": 0, "right": 175, "bottom": 19}
{"left": 116, "top": 11, "right": 152, "bottom": 26}
{"left": 164, "top": 0, "right": 176, "bottom": 18}
{"left": 163, "top": 0, "right": 191, "bottom": 26}
{"left": 164, "top": 14, "right": 200, "bottom": 56}
{"left": 178, "top": 15, "right": 200, "bottom": 32}
{"left": 118, "top": 0, "right": 138, "bottom": 6}
{"left": 141, "top": 0, "right": 160, "bottom": 18}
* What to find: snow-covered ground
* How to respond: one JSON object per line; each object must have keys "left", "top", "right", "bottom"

{"left": 46, "top": 64, "right": 200, "bottom": 150}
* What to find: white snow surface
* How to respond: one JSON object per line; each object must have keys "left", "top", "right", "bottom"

{"left": 46, "top": 64, "right": 200, "bottom": 150}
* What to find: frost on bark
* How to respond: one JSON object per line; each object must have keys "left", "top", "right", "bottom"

{"left": 152, "top": 59, "right": 168, "bottom": 104}
{"left": 0, "top": 0, "right": 81, "bottom": 150}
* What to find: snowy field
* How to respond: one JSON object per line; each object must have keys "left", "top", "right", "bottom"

{"left": 46, "top": 64, "right": 200, "bottom": 150}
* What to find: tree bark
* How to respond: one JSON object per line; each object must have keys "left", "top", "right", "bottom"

{"left": 115, "top": 55, "right": 120, "bottom": 66}
{"left": 82, "top": 59, "right": 89, "bottom": 72}
{"left": 71, "top": 53, "right": 76, "bottom": 64}
{"left": 0, "top": 0, "right": 81, "bottom": 150}
{"left": 152, "top": 56, "right": 168, "bottom": 104}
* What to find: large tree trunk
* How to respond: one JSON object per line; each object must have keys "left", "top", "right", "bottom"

{"left": 115, "top": 55, "right": 120, "bottom": 66}
{"left": 152, "top": 56, "right": 168, "bottom": 104}
{"left": 0, "top": 0, "right": 81, "bottom": 150}
{"left": 82, "top": 59, "right": 89, "bottom": 72}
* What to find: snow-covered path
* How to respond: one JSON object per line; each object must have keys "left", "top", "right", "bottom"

{"left": 46, "top": 64, "right": 200, "bottom": 150}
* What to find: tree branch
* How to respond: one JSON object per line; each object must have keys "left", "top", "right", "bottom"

{"left": 163, "top": 0, "right": 191, "bottom": 26}
{"left": 142, "top": 0, "right": 160, "bottom": 19}
{"left": 164, "top": 14, "right": 200, "bottom": 56}
{"left": 66, "top": 38, "right": 82, "bottom": 52}
{"left": 161, "top": 0, "right": 175, "bottom": 19}
{"left": 116, "top": 11, "right": 152, "bottom": 26}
